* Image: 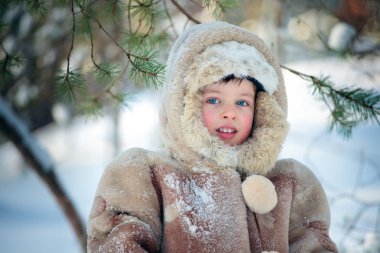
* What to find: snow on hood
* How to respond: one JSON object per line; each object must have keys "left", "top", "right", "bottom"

{"left": 159, "top": 22, "right": 289, "bottom": 176}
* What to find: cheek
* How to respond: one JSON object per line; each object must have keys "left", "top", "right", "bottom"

{"left": 202, "top": 106, "right": 216, "bottom": 132}
{"left": 240, "top": 111, "right": 254, "bottom": 137}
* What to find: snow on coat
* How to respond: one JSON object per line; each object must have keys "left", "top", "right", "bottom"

{"left": 87, "top": 22, "right": 338, "bottom": 253}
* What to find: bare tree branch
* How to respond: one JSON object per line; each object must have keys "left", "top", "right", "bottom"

{"left": 0, "top": 96, "right": 86, "bottom": 251}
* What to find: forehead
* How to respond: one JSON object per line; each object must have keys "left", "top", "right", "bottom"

{"left": 202, "top": 79, "right": 256, "bottom": 95}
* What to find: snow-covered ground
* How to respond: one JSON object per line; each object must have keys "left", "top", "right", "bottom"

{"left": 0, "top": 58, "right": 379, "bottom": 252}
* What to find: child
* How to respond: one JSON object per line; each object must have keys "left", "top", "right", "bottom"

{"left": 87, "top": 22, "right": 338, "bottom": 253}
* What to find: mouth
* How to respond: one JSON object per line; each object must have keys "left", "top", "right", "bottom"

{"left": 216, "top": 127, "right": 237, "bottom": 140}
{"left": 217, "top": 127, "right": 237, "bottom": 133}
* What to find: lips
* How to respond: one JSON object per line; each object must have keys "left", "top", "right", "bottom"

{"left": 218, "top": 127, "right": 236, "bottom": 133}
{"left": 216, "top": 127, "right": 237, "bottom": 139}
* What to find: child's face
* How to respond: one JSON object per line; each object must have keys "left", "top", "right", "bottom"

{"left": 201, "top": 79, "right": 256, "bottom": 146}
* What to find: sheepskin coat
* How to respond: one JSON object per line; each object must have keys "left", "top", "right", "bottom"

{"left": 87, "top": 22, "right": 338, "bottom": 253}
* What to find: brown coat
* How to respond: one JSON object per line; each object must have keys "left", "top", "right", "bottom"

{"left": 87, "top": 22, "right": 338, "bottom": 253}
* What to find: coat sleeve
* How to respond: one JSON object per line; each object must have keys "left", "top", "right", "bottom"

{"left": 87, "top": 148, "right": 162, "bottom": 253}
{"left": 279, "top": 159, "right": 338, "bottom": 253}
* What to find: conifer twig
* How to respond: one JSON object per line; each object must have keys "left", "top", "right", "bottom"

{"left": 281, "top": 64, "right": 380, "bottom": 137}
{"left": 170, "top": 0, "right": 201, "bottom": 24}
{"left": 76, "top": 1, "right": 164, "bottom": 85}
{"left": 88, "top": 22, "right": 101, "bottom": 69}
{"left": 163, "top": 0, "right": 178, "bottom": 37}
{"left": 190, "top": 0, "right": 203, "bottom": 7}
{"left": 67, "top": 0, "right": 76, "bottom": 75}
{"left": 140, "top": 1, "right": 156, "bottom": 43}
{"left": 91, "top": 62, "right": 130, "bottom": 107}
{"left": 127, "top": 0, "right": 132, "bottom": 32}
{"left": 76, "top": 2, "right": 135, "bottom": 58}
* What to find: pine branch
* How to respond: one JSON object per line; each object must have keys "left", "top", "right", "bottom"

{"left": 76, "top": 1, "right": 165, "bottom": 87}
{"left": 90, "top": 63, "right": 121, "bottom": 86}
{"left": 106, "top": 89, "right": 133, "bottom": 108}
{"left": 203, "top": 0, "right": 238, "bottom": 20}
{"left": 0, "top": 38, "right": 27, "bottom": 93}
{"left": 129, "top": 0, "right": 161, "bottom": 27}
{"left": 87, "top": 16, "right": 100, "bottom": 69}
{"left": 0, "top": 52, "right": 25, "bottom": 91}
{"left": 162, "top": 0, "right": 178, "bottom": 37}
{"left": 79, "top": 88, "right": 131, "bottom": 117}
{"left": 170, "top": 0, "right": 201, "bottom": 24}
{"left": 55, "top": 69, "right": 86, "bottom": 104}
{"left": 100, "top": 0, "right": 125, "bottom": 22}
{"left": 122, "top": 30, "right": 169, "bottom": 50}
{"left": 127, "top": 0, "right": 133, "bottom": 31}
{"left": 84, "top": 63, "right": 130, "bottom": 116}
{"left": 281, "top": 65, "right": 380, "bottom": 138}
{"left": 190, "top": 0, "right": 202, "bottom": 7}
{"left": 129, "top": 48, "right": 165, "bottom": 87}
{"left": 26, "top": 0, "right": 47, "bottom": 17}
{"left": 77, "top": 1, "right": 121, "bottom": 87}
{"left": 79, "top": 96, "right": 104, "bottom": 118}
{"left": 130, "top": 0, "right": 165, "bottom": 39}
{"left": 66, "top": 0, "right": 76, "bottom": 75}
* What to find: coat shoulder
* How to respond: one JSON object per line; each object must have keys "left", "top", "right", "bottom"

{"left": 272, "top": 158, "right": 320, "bottom": 185}
{"left": 112, "top": 147, "right": 152, "bottom": 165}
{"left": 107, "top": 148, "right": 173, "bottom": 171}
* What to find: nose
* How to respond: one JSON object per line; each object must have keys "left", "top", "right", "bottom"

{"left": 221, "top": 105, "right": 237, "bottom": 120}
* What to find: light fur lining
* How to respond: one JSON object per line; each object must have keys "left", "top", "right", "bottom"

{"left": 185, "top": 41, "right": 279, "bottom": 95}
{"left": 180, "top": 85, "right": 288, "bottom": 175}
{"left": 160, "top": 21, "right": 289, "bottom": 175}
{"left": 237, "top": 93, "right": 289, "bottom": 175}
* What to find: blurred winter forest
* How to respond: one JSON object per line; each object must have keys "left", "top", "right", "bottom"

{"left": 0, "top": 0, "right": 379, "bottom": 252}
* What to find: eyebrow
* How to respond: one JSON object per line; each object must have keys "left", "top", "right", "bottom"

{"left": 239, "top": 93, "right": 255, "bottom": 99}
{"left": 202, "top": 89, "right": 254, "bottom": 101}
{"left": 202, "top": 89, "right": 255, "bottom": 101}
{"left": 202, "top": 88, "right": 222, "bottom": 94}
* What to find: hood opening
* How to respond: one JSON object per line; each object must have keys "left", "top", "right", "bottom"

{"left": 160, "top": 21, "right": 289, "bottom": 176}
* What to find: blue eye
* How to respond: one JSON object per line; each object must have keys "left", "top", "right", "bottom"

{"left": 236, "top": 100, "right": 248, "bottom": 106}
{"left": 207, "top": 98, "right": 220, "bottom": 104}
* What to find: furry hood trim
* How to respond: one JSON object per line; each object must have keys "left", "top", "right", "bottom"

{"left": 160, "top": 22, "right": 289, "bottom": 176}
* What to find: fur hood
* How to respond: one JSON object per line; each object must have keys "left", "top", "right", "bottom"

{"left": 160, "top": 21, "right": 289, "bottom": 176}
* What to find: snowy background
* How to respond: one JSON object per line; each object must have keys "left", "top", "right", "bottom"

{"left": 0, "top": 57, "right": 379, "bottom": 252}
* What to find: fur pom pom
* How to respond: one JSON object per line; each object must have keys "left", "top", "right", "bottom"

{"left": 241, "top": 175, "right": 277, "bottom": 214}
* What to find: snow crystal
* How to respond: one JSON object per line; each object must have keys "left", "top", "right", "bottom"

{"left": 163, "top": 172, "right": 217, "bottom": 236}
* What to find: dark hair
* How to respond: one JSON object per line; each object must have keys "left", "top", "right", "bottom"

{"left": 220, "top": 74, "right": 265, "bottom": 93}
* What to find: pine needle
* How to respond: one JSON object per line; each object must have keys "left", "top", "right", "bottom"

{"left": 55, "top": 70, "right": 87, "bottom": 104}
{"left": 0, "top": 54, "right": 25, "bottom": 88}
{"left": 79, "top": 97, "right": 103, "bottom": 118}
{"left": 129, "top": 48, "right": 165, "bottom": 88}
{"left": 122, "top": 30, "right": 170, "bottom": 52}
{"left": 282, "top": 65, "right": 380, "bottom": 138}
{"left": 90, "top": 63, "right": 120, "bottom": 86}
{"left": 129, "top": 0, "right": 164, "bottom": 27}
{"left": 203, "top": 0, "right": 238, "bottom": 20}
{"left": 26, "top": 0, "right": 48, "bottom": 17}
